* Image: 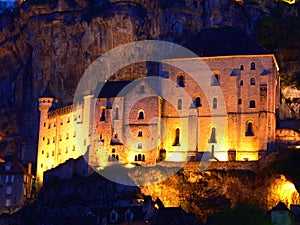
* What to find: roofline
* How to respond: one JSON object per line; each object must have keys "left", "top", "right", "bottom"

{"left": 162, "top": 54, "right": 280, "bottom": 71}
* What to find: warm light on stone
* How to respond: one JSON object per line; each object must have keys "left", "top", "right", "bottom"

{"left": 268, "top": 175, "right": 300, "bottom": 209}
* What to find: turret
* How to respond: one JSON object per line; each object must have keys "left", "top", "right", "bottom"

{"left": 38, "top": 83, "right": 55, "bottom": 113}
{"left": 37, "top": 83, "right": 55, "bottom": 187}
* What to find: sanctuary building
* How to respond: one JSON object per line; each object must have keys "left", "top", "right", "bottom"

{"left": 36, "top": 27, "right": 280, "bottom": 185}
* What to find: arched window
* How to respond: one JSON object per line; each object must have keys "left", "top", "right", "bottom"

{"left": 249, "top": 100, "right": 256, "bottom": 108}
{"left": 140, "top": 85, "right": 145, "bottom": 94}
{"left": 240, "top": 65, "right": 244, "bottom": 70}
{"left": 251, "top": 62, "right": 256, "bottom": 70}
{"left": 250, "top": 78, "right": 255, "bottom": 85}
{"left": 173, "top": 128, "right": 180, "bottom": 146}
{"left": 245, "top": 122, "right": 254, "bottom": 136}
{"left": 177, "top": 74, "right": 185, "bottom": 87}
{"left": 138, "top": 130, "right": 143, "bottom": 137}
{"left": 177, "top": 99, "right": 182, "bottom": 110}
{"left": 211, "top": 74, "right": 220, "bottom": 86}
{"left": 208, "top": 127, "right": 217, "bottom": 143}
{"left": 138, "top": 110, "right": 144, "bottom": 120}
{"left": 213, "top": 98, "right": 217, "bottom": 109}
{"left": 138, "top": 143, "right": 142, "bottom": 149}
{"left": 114, "top": 133, "right": 118, "bottom": 138}
{"left": 114, "top": 107, "right": 119, "bottom": 120}
{"left": 194, "top": 97, "right": 201, "bottom": 107}
{"left": 159, "top": 149, "right": 166, "bottom": 161}
{"left": 100, "top": 108, "right": 106, "bottom": 121}
{"left": 138, "top": 154, "right": 142, "bottom": 161}
{"left": 240, "top": 80, "right": 243, "bottom": 86}
{"left": 142, "top": 154, "right": 145, "bottom": 161}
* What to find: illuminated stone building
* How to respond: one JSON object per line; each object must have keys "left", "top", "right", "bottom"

{"left": 36, "top": 27, "right": 280, "bottom": 185}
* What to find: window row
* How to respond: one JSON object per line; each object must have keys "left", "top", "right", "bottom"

{"left": 100, "top": 108, "right": 144, "bottom": 122}
{"left": 178, "top": 98, "right": 256, "bottom": 109}
{"left": 134, "top": 154, "right": 145, "bottom": 162}
{"left": 43, "top": 133, "right": 76, "bottom": 144}
{"left": 41, "top": 145, "right": 76, "bottom": 157}
{"left": 1, "top": 175, "right": 14, "bottom": 184}
{"left": 176, "top": 62, "right": 257, "bottom": 87}
{"left": 43, "top": 117, "right": 75, "bottom": 129}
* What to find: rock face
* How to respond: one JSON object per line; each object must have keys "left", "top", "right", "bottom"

{"left": 0, "top": 0, "right": 298, "bottom": 164}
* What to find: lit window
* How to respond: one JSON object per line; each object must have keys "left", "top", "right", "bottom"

{"left": 138, "top": 111, "right": 144, "bottom": 120}
{"left": 249, "top": 100, "right": 256, "bottom": 108}
{"left": 5, "top": 163, "right": 10, "bottom": 171}
{"left": 250, "top": 62, "right": 256, "bottom": 70}
{"left": 6, "top": 186, "right": 12, "bottom": 195}
{"left": 245, "top": 122, "right": 254, "bottom": 136}
{"left": 250, "top": 78, "right": 255, "bottom": 85}
{"left": 5, "top": 199, "right": 11, "bottom": 207}
{"left": 208, "top": 127, "right": 217, "bottom": 143}
{"left": 173, "top": 128, "right": 180, "bottom": 146}
{"left": 213, "top": 98, "right": 217, "bottom": 109}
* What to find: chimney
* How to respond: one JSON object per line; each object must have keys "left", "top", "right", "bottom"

{"left": 27, "top": 162, "right": 32, "bottom": 175}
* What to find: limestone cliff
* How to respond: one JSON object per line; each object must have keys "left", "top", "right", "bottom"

{"left": 0, "top": 0, "right": 298, "bottom": 164}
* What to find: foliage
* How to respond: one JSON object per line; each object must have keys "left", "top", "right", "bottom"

{"left": 254, "top": 2, "right": 300, "bottom": 88}
{"left": 208, "top": 203, "right": 274, "bottom": 225}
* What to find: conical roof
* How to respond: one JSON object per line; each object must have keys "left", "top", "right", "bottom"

{"left": 41, "top": 83, "right": 55, "bottom": 98}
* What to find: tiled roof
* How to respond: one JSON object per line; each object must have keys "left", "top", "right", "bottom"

{"left": 271, "top": 202, "right": 289, "bottom": 211}
{"left": 0, "top": 161, "right": 28, "bottom": 175}
{"left": 41, "top": 83, "right": 55, "bottom": 98}
{"left": 95, "top": 81, "right": 132, "bottom": 98}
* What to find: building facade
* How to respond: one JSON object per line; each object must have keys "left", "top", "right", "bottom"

{"left": 0, "top": 160, "right": 33, "bottom": 214}
{"left": 36, "top": 28, "right": 280, "bottom": 186}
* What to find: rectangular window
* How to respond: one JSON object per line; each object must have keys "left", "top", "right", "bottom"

{"left": 52, "top": 150, "right": 55, "bottom": 156}
{"left": 6, "top": 186, "right": 12, "bottom": 195}
{"left": 66, "top": 133, "right": 69, "bottom": 140}
{"left": 238, "top": 99, "right": 242, "bottom": 105}
{"left": 5, "top": 199, "right": 11, "bottom": 207}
